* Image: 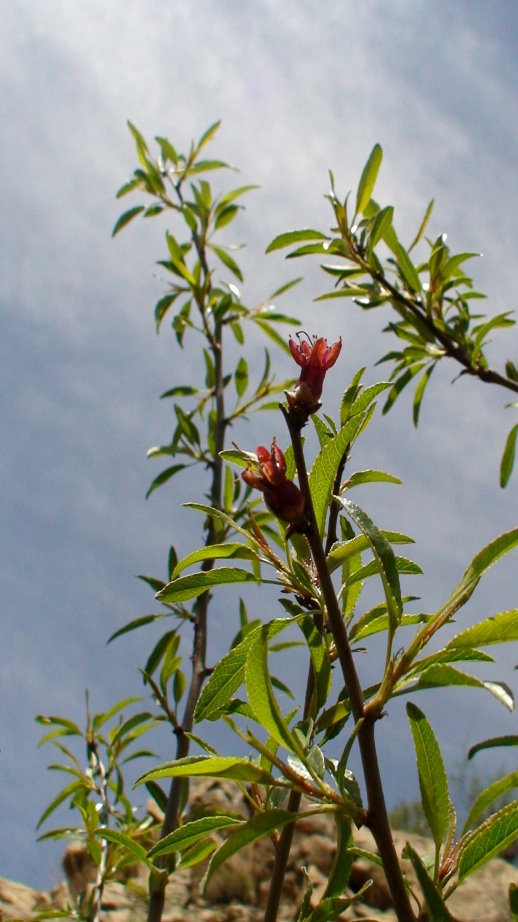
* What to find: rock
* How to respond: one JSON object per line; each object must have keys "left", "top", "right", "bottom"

{"left": 7, "top": 781, "right": 518, "bottom": 921}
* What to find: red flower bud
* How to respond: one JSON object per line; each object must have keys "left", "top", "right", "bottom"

{"left": 242, "top": 442, "right": 305, "bottom": 523}
{"left": 287, "top": 334, "right": 342, "bottom": 412}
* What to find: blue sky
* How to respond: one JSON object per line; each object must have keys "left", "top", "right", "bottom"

{"left": 2, "top": 0, "right": 518, "bottom": 888}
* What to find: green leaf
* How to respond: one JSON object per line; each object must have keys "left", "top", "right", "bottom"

{"left": 298, "top": 616, "right": 332, "bottom": 712}
{"left": 246, "top": 627, "right": 305, "bottom": 756}
{"left": 395, "top": 241, "right": 422, "bottom": 291}
{"left": 414, "top": 665, "right": 514, "bottom": 710}
{"left": 186, "top": 159, "right": 232, "bottom": 176}
{"left": 463, "top": 771, "right": 518, "bottom": 833}
{"left": 413, "top": 364, "right": 436, "bottom": 427}
{"left": 91, "top": 696, "right": 143, "bottom": 730}
{"left": 36, "top": 781, "right": 83, "bottom": 829}
{"left": 408, "top": 199, "right": 435, "bottom": 253}
{"left": 346, "top": 555, "right": 422, "bottom": 586}
{"left": 405, "top": 844, "right": 455, "bottom": 921}
{"left": 211, "top": 245, "right": 243, "bottom": 281}
{"left": 112, "top": 206, "right": 145, "bottom": 237}
{"left": 369, "top": 205, "right": 394, "bottom": 249}
{"left": 235, "top": 357, "right": 249, "bottom": 397}
{"left": 157, "top": 568, "right": 260, "bottom": 604}
{"left": 500, "top": 424, "right": 518, "bottom": 488}
{"left": 407, "top": 703, "right": 452, "bottom": 854}
{"left": 343, "top": 469, "right": 401, "bottom": 489}
{"left": 254, "top": 318, "right": 292, "bottom": 354}
{"left": 458, "top": 799, "right": 518, "bottom": 881}
{"left": 436, "top": 528, "right": 518, "bottom": 626}
{"left": 176, "top": 837, "right": 217, "bottom": 869}
{"left": 322, "top": 814, "right": 354, "bottom": 899}
{"left": 202, "top": 810, "right": 298, "bottom": 890}
{"left": 468, "top": 735, "right": 518, "bottom": 760}
{"left": 266, "top": 229, "right": 329, "bottom": 254}
{"left": 195, "top": 620, "right": 290, "bottom": 722}
{"left": 146, "top": 465, "right": 186, "bottom": 499}
{"left": 97, "top": 829, "right": 152, "bottom": 866}
{"left": 137, "top": 755, "right": 277, "bottom": 787}
{"left": 510, "top": 882, "right": 518, "bottom": 921}
{"left": 355, "top": 144, "right": 383, "bottom": 216}
{"left": 445, "top": 610, "right": 518, "bottom": 651}
{"left": 148, "top": 815, "right": 243, "bottom": 858}
{"left": 337, "top": 498, "right": 402, "bottom": 636}
{"left": 327, "top": 531, "right": 413, "bottom": 573}
{"left": 173, "top": 543, "right": 259, "bottom": 578}
{"left": 309, "top": 415, "right": 366, "bottom": 536}
{"left": 196, "top": 120, "right": 221, "bottom": 152}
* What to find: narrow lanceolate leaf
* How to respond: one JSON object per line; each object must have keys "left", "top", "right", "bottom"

{"left": 343, "top": 469, "right": 402, "bottom": 489}
{"left": 355, "top": 144, "right": 383, "bottom": 216}
{"left": 458, "top": 799, "right": 518, "bottom": 882}
{"left": 327, "top": 531, "right": 413, "bottom": 573}
{"left": 437, "top": 528, "right": 518, "bottom": 622}
{"left": 445, "top": 610, "right": 518, "bottom": 651}
{"left": 107, "top": 614, "right": 168, "bottom": 644}
{"left": 413, "top": 364, "right": 435, "bottom": 427}
{"left": 202, "top": 810, "right": 298, "bottom": 890}
{"left": 156, "top": 567, "right": 260, "bottom": 604}
{"left": 337, "top": 498, "right": 402, "bottom": 635}
{"left": 414, "top": 665, "right": 514, "bottom": 711}
{"left": 468, "top": 735, "right": 518, "bottom": 760}
{"left": 194, "top": 637, "right": 253, "bottom": 722}
{"left": 510, "top": 882, "right": 518, "bottom": 921}
{"left": 265, "top": 229, "right": 329, "bottom": 254}
{"left": 298, "top": 616, "right": 332, "bottom": 712}
{"left": 112, "top": 206, "right": 145, "bottom": 237}
{"left": 405, "top": 845, "right": 454, "bottom": 921}
{"left": 322, "top": 814, "right": 354, "bottom": 899}
{"left": 195, "top": 619, "right": 291, "bottom": 723}
{"left": 136, "top": 755, "right": 277, "bottom": 787}
{"left": 95, "top": 829, "right": 152, "bottom": 866}
{"left": 500, "top": 423, "right": 518, "bottom": 488}
{"left": 463, "top": 771, "right": 518, "bottom": 834}
{"left": 146, "top": 464, "right": 186, "bottom": 499}
{"left": 148, "top": 815, "right": 243, "bottom": 858}
{"left": 246, "top": 627, "right": 304, "bottom": 757}
{"left": 309, "top": 415, "right": 365, "bottom": 536}
{"left": 407, "top": 703, "right": 451, "bottom": 851}
{"left": 395, "top": 241, "right": 422, "bottom": 292}
{"left": 172, "top": 543, "right": 259, "bottom": 578}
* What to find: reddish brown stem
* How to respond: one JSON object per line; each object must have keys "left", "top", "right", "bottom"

{"left": 284, "top": 410, "right": 416, "bottom": 922}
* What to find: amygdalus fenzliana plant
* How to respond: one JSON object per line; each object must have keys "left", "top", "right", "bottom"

{"left": 36, "top": 126, "right": 518, "bottom": 922}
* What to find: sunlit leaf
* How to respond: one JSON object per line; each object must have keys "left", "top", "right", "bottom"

{"left": 458, "top": 799, "right": 518, "bottom": 881}
{"left": 405, "top": 844, "right": 454, "bottom": 920}
{"left": 266, "top": 229, "right": 329, "bottom": 254}
{"left": 202, "top": 810, "right": 298, "bottom": 890}
{"left": 500, "top": 424, "right": 518, "bottom": 488}
{"left": 157, "top": 568, "right": 260, "bottom": 604}
{"left": 337, "top": 498, "right": 402, "bottom": 636}
{"left": 136, "top": 755, "right": 277, "bottom": 786}
{"left": 445, "top": 610, "right": 518, "bottom": 651}
{"left": 172, "top": 543, "right": 259, "bottom": 578}
{"left": 148, "top": 815, "right": 243, "bottom": 858}
{"left": 112, "top": 206, "right": 145, "bottom": 237}
{"left": 463, "top": 771, "right": 518, "bottom": 833}
{"left": 355, "top": 144, "right": 383, "bottom": 216}
{"left": 407, "top": 703, "right": 452, "bottom": 852}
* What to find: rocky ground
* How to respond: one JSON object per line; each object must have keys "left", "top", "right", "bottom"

{"left": 1, "top": 780, "right": 517, "bottom": 921}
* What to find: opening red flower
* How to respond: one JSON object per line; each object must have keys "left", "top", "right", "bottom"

{"left": 287, "top": 334, "right": 342, "bottom": 412}
{"left": 242, "top": 442, "right": 305, "bottom": 523}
